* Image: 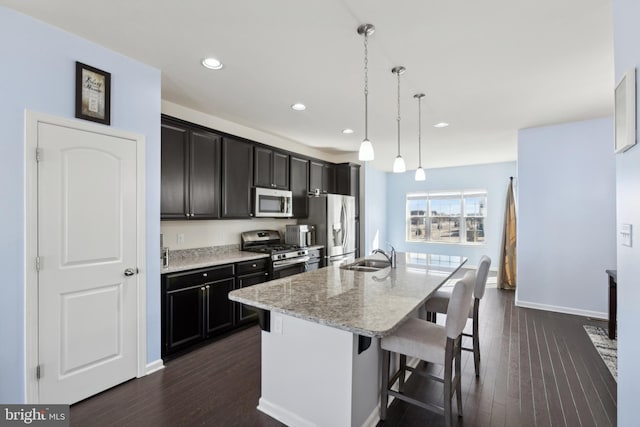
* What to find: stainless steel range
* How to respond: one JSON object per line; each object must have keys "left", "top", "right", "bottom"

{"left": 241, "top": 230, "right": 312, "bottom": 279}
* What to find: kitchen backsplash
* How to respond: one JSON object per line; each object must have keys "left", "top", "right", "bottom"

{"left": 161, "top": 218, "right": 294, "bottom": 250}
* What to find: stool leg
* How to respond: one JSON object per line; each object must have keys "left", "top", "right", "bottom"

{"left": 380, "top": 350, "right": 390, "bottom": 420}
{"left": 399, "top": 354, "right": 406, "bottom": 393}
{"left": 473, "top": 302, "right": 480, "bottom": 377}
{"left": 444, "top": 339, "right": 454, "bottom": 427}
{"left": 456, "top": 343, "right": 463, "bottom": 417}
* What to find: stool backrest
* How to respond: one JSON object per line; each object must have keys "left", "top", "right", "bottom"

{"left": 445, "top": 271, "right": 475, "bottom": 339}
{"left": 474, "top": 256, "right": 492, "bottom": 300}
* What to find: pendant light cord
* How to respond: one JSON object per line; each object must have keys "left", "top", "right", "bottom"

{"left": 396, "top": 70, "right": 401, "bottom": 156}
{"left": 364, "top": 33, "right": 369, "bottom": 141}
{"left": 418, "top": 95, "right": 422, "bottom": 167}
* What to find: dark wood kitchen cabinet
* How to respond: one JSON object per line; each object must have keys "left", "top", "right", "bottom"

{"left": 162, "top": 265, "right": 235, "bottom": 357}
{"left": 221, "top": 137, "right": 253, "bottom": 218}
{"left": 309, "top": 160, "right": 335, "bottom": 194}
{"left": 254, "top": 147, "right": 289, "bottom": 190}
{"left": 161, "top": 118, "right": 221, "bottom": 219}
{"left": 336, "top": 163, "right": 360, "bottom": 217}
{"left": 289, "top": 155, "right": 309, "bottom": 218}
{"left": 235, "top": 258, "right": 269, "bottom": 325}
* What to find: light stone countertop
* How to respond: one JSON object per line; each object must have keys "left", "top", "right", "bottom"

{"left": 228, "top": 252, "right": 467, "bottom": 338}
{"left": 161, "top": 251, "right": 269, "bottom": 274}
{"left": 161, "top": 245, "right": 325, "bottom": 274}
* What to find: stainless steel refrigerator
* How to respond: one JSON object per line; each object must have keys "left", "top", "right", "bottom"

{"left": 308, "top": 194, "right": 356, "bottom": 266}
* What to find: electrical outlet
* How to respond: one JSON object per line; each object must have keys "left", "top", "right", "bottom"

{"left": 273, "top": 314, "right": 283, "bottom": 335}
{"left": 177, "top": 233, "right": 185, "bottom": 244}
{"left": 621, "top": 224, "right": 632, "bottom": 247}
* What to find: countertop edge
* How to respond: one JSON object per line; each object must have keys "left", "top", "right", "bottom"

{"left": 229, "top": 256, "right": 468, "bottom": 338}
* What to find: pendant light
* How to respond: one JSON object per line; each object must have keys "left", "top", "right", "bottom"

{"left": 357, "top": 24, "right": 375, "bottom": 161}
{"left": 414, "top": 93, "right": 426, "bottom": 181}
{"left": 392, "top": 66, "right": 406, "bottom": 173}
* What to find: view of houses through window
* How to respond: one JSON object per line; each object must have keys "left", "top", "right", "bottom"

{"left": 406, "top": 190, "right": 487, "bottom": 243}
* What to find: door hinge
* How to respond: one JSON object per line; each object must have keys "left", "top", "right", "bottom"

{"left": 36, "top": 365, "right": 41, "bottom": 380}
{"left": 35, "top": 256, "right": 41, "bottom": 272}
{"left": 36, "top": 147, "right": 42, "bottom": 162}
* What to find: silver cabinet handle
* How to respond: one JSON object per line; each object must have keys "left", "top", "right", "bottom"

{"left": 124, "top": 268, "right": 136, "bottom": 277}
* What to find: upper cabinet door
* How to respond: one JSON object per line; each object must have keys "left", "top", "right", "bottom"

{"left": 273, "top": 151, "right": 290, "bottom": 190}
{"left": 190, "top": 130, "right": 221, "bottom": 219}
{"left": 309, "top": 161, "right": 324, "bottom": 193}
{"left": 290, "top": 156, "right": 309, "bottom": 218}
{"left": 254, "top": 146, "right": 289, "bottom": 190}
{"left": 161, "top": 122, "right": 189, "bottom": 219}
{"left": 222, "top": 138, "right": 254, "bottom": 218}
{"left": 253, "top": 146, "right": 273, "bottom": 188}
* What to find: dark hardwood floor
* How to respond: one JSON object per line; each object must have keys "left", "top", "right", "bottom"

{"left": 71, "top": 288, "right": 616, "bottom": 427}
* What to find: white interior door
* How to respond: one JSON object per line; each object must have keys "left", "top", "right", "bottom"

{"left": 37, "top": 121, "right": 139, "bottom": 404}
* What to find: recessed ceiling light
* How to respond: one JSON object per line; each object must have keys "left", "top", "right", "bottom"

{"left": 201, "top": 57, "right": 223, "bottom": 70}
{"left": 433, "top": 122, "right": 449, "bottom": 128}
{"left": 291, "top": 103, "right": 306, "bottom": 111}
{"left": 342, "top": 129, "right": 354, "bottom": 134}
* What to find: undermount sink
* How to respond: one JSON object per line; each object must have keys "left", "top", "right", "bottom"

{"left": 340, "top": 259, "right": 391, "bottom": 272}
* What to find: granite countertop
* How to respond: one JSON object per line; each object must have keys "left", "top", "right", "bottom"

{"left": 161, "top": 251, "right": 269, "bottom": 274}
{"left": 161, "top": 244, "right": 325, "bottom": 274}
{"left": 228, "top": 252, "right": 467, "bottom": 338}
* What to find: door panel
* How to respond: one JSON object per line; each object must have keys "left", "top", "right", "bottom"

{"left": 37, "top": 122, "right": 138, "bottom": 404}
{"left": 62, "top": 148, "right": 122, "bottom": 265}
{"left": 60, "top": 284, "right": 122, "bottom": 374}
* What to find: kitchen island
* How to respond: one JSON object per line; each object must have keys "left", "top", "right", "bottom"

{"left": 228, "top": 252, "right": 466, "bottom": 427}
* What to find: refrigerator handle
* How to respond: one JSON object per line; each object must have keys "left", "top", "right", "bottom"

{"left": 341, "top": 200, "right": 348, "bottom": 252}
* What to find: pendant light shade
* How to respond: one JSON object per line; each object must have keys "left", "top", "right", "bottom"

{"left": 392, "top": 66, "right": 406, "bottom": 173}
{"left": 414, "top": 93, "right": 426, "bottom": 181}
{"left": 359, "top": 139, "right": 374, "bottom": 161}
{"left": 358, "top": 24, "right": 375, "bottom": 161}
{"left": 393, "top": 156, "right": 406, "bottom": 173}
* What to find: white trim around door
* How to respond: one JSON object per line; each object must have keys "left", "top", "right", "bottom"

{"left": 24, "top": 110, "right": 148, "bottom": 403}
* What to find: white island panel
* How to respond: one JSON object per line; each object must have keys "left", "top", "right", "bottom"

{"left": 259, "top": 312, "right": 380, "bottom": 427}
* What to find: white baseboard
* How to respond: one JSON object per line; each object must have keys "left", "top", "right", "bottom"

{"left": 515, "top": 298, "right": 607, "bottom": 320}
{"left": 145, "top": 359, "right": 165, "bottom": 376}
{"left": 257, "top": 398, "right": 315, "bottom": 427}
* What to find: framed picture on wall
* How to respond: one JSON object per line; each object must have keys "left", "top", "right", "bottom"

{"left": 75, "top": 61, "right": 111, "bottom": 125}
{"left": 614, "top": 67, "right": 636, "bottom": 153}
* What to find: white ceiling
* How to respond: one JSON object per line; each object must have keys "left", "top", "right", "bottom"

{"left": 2, "top": 0, "right": 614, "bottom": 171}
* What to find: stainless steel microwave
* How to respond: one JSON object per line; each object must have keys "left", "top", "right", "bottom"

{"left": 253, "top": 187, "right": 293, "bottom": 218}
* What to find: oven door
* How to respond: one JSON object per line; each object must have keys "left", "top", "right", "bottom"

{"left": 272, "top": 256, "right": 309, "bottom": 279}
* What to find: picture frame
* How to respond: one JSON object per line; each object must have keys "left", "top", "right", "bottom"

{"left": 614, "top": 67, "right": 636, "bottom": 153}
{"left": 75, "top": 61, "right": 111, "bottom": 125}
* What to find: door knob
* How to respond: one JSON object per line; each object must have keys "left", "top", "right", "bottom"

{"left": 124, "top": 268, "right": 136, "bottom": 277}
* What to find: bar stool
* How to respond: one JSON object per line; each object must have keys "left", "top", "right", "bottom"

{"left": 425, "top": 255, "right": 491, "bottom": 377}
{"left": 380, "top": 271, "right": 475, "bottom": 427}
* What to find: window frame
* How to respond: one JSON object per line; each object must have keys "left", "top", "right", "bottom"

{"left": 406, "top": 190, "right": 487, "bottom": 245}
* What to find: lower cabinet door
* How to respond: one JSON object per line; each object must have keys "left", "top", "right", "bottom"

{"left": 236, "top": 272, "right": 269, "bottom": 324}
{"left": 205, "top": 277, "right": 235, "bottom": 336}
{"left": 166, "top": 285, "right": 205, "bottom": 353}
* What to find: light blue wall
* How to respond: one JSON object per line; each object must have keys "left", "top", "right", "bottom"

{"left": 0, "top": 7, "right": 161, "bottom": 403}
{"left": 385, "top": 162, "right": 516, "bottom": 267}
{"left": 516, "top": 118, "right": 616, "bottom": 317}
{"left": 613, "top": 0, "right": 640, "bottom": 424}
{"left": 363, "top": 164, "right": 388, "bottom": 255}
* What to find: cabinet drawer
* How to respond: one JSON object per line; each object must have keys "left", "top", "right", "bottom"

{"left": 236, "top": 258, "right": 268, "bottom": 275}
{"left": 165, "top": 264, "right": 235, "bottom": 291}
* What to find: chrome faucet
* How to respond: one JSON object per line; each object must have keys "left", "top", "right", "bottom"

{"left": 372, "top": 245, "right": 397, "bottom": 268}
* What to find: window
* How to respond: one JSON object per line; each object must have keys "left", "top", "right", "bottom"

{"left": 407, "top": 190, "right": 487, "bottom": 243}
